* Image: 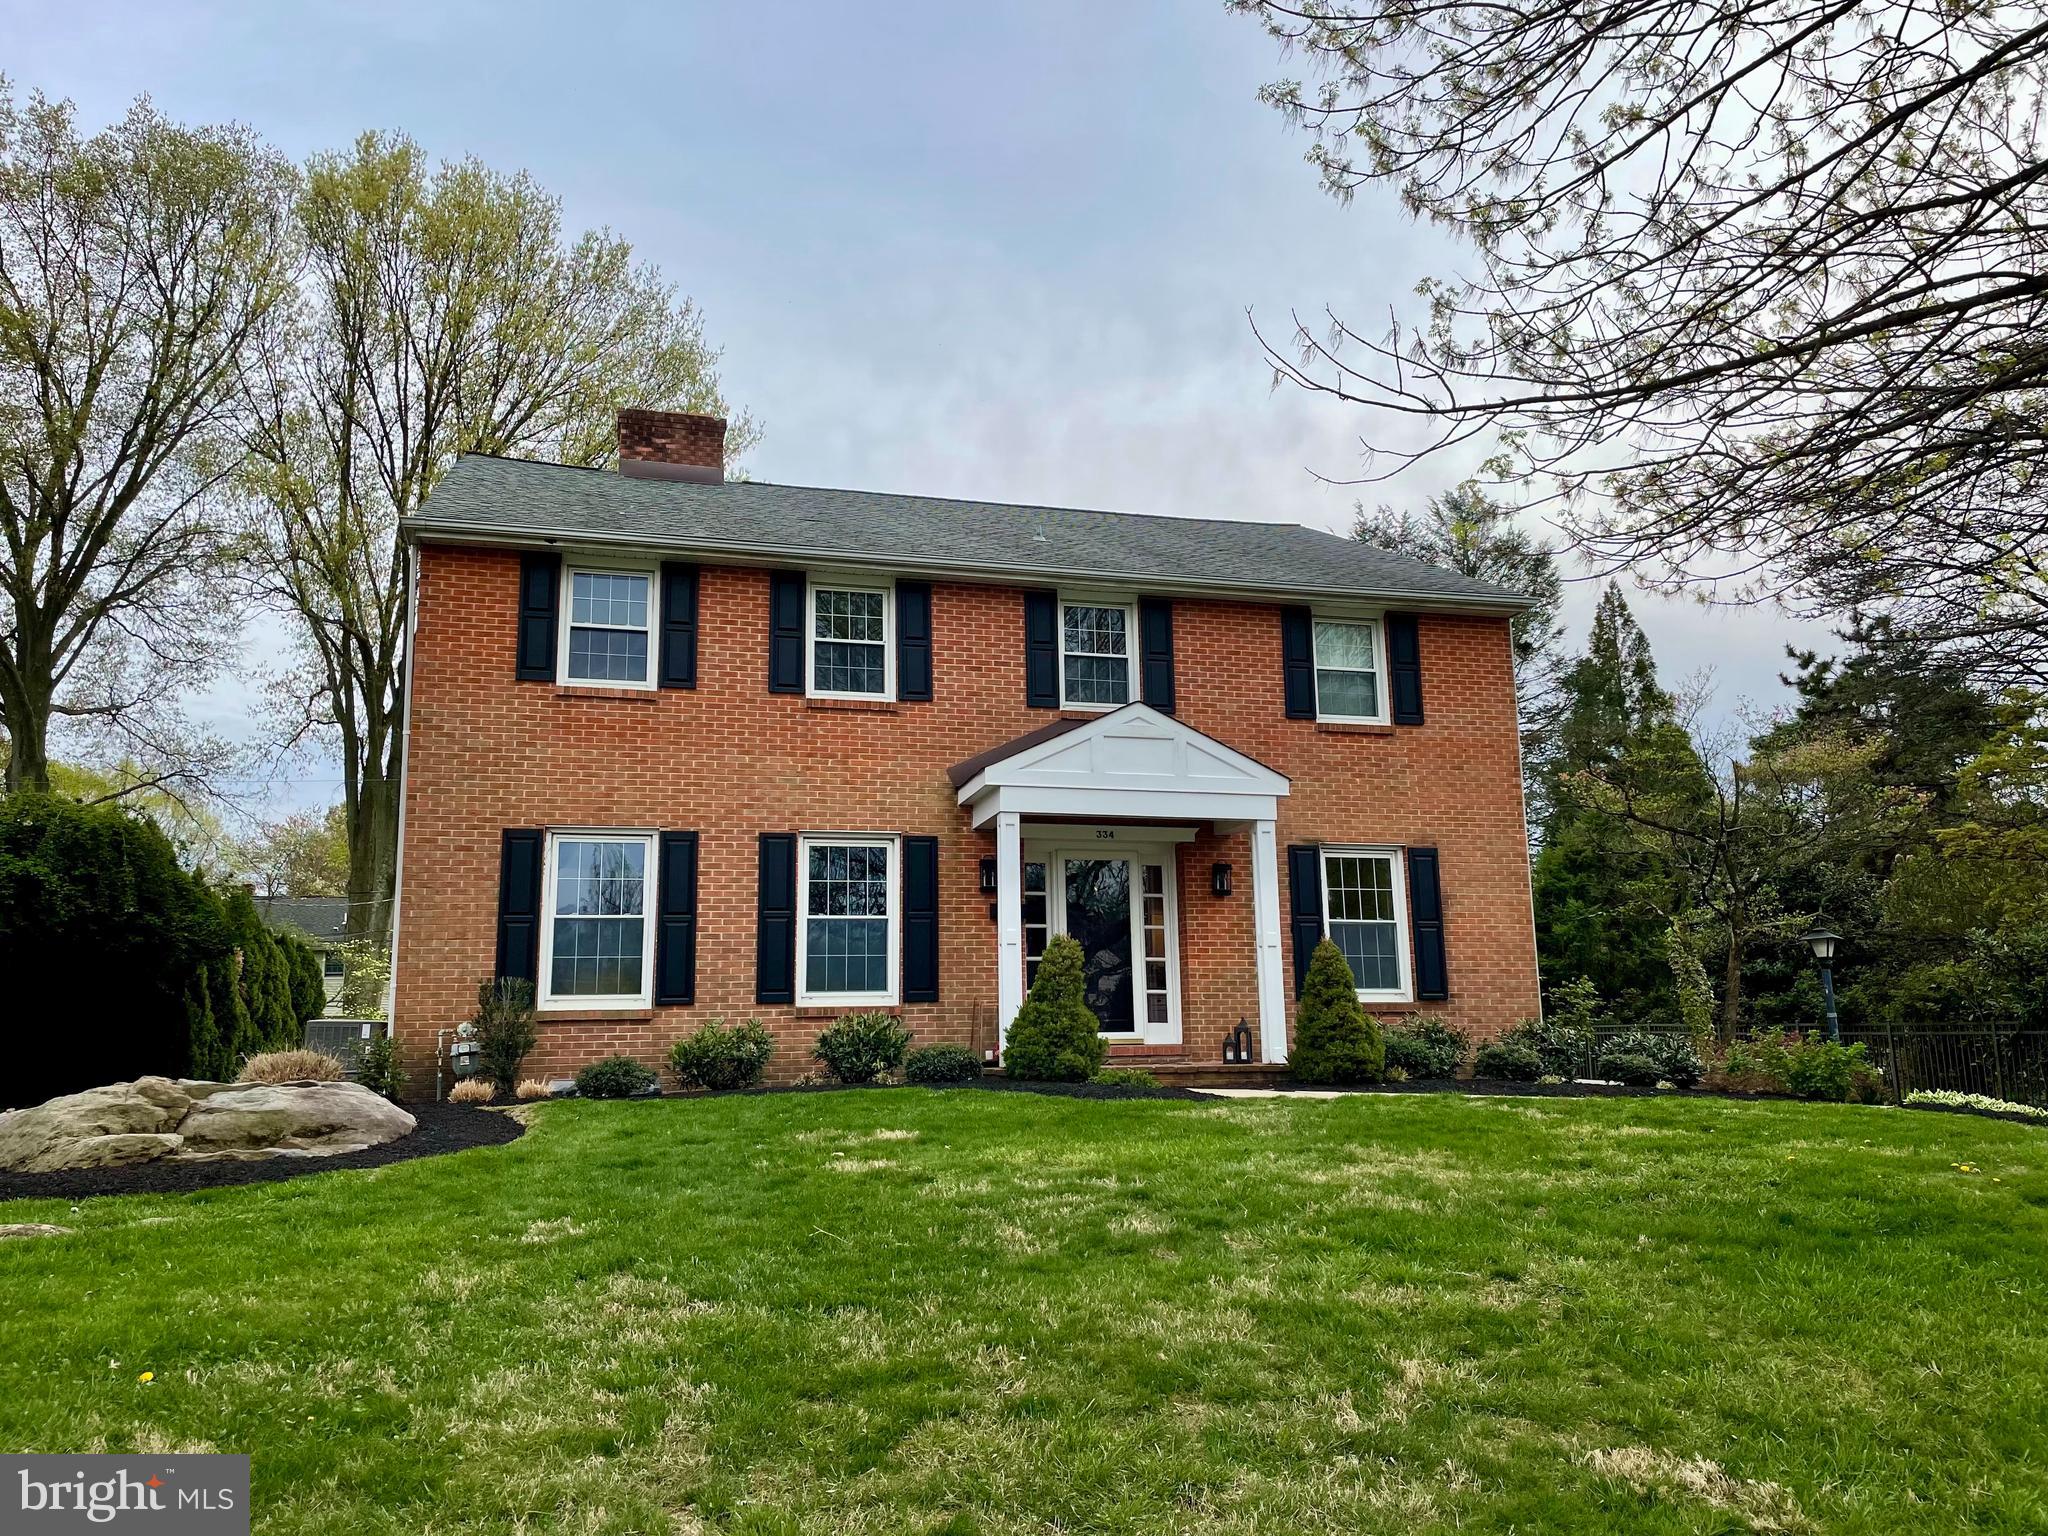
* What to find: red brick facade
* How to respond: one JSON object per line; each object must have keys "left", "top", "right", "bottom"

{"left": 392, "top": 542, "right": 1540, "bottom": 1087}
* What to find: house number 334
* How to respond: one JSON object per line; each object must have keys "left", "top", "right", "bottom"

{"left": 1094, "top": 829, "right": 1116, "bottom": 839}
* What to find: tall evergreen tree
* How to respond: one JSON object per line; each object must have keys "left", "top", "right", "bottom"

{"left": 1531, "top": 586, "right": 1701, "bottom": 1017}
{"left": 1355, "top": 483, "right": 1566, "bottom": 824}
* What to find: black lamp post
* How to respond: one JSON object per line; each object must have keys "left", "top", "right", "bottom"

{"left": 1802, "top": 929, "right": 1842, "bottom": 1043}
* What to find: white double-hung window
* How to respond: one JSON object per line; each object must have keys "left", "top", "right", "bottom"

{"left": 561, "top": 568, "right": 655, "bottom": 687}
{"left": 1059, "top": 598, "right": 1135, "bottom": 708}
{"left": 541, "top": 832, "right": 656, "bottom": 1007}
{"left": 808, "top": 580, "right": 893, "bottom": 699}
{"left": 797, "top": 834, "right": 899, "bottom": 1006}
{"left": 1312, "top": 615, "right": 1386, "bottom": 723}
{"left": 1319, "top": 846, "right": 1411, "bottom": 1002}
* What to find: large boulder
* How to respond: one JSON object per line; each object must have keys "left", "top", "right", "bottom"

{"left": 177, "top": 1081, "right": 414, "bottom": 1157}
{"left": 0, "top": 1077, "right": 415, "bottom": 1173}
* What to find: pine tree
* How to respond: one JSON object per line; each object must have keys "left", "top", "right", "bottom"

{"left": 1004, "top": 935, "right": 1107, "bottom": 1082}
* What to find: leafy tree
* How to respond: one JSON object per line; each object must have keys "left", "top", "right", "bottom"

{"left": 231, "top": 803, "right": 350, "bottom": 897}
{"left": 1356, "top": 482, "right": 1566, "bottom": 822}
{"left": 1004, "top": 934, "right": 1107, "bottom": 1081}
{"left": 1288, "top": 938, "right": 1386, "bottom": 1084}
{"left": 0, "top": 84, "right": 296, "bottom": 794}
{"left": 241, "top": 132, "right": 756, "bottom": 944}
{"left": 1239, "top": 1, "right": 2048, "bottom": 688}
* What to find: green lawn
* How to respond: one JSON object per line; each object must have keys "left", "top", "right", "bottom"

{"left": 3, "top": 1090, "right": 2046, "bottom": 1535}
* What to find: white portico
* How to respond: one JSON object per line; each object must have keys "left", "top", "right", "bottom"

{"left": 949, "top": 704, "right": 1293, "bottom": 1062}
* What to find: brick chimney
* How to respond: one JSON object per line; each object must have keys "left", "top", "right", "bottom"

{"left": 617, "top": 408, "right": 726, "bottom": 484}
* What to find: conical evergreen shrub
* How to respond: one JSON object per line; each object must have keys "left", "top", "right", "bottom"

{"left": 1003, "top": 934, "right": 1107, "bottom": 1082}
{"left": 1288, "top": 938, "right": 1386, "bottom": 1084}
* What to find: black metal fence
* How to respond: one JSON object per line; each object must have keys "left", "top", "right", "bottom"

{"left": 1843, "top": 1024, "right": 2048, "bottom": 1108}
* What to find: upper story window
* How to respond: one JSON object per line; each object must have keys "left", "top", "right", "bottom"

{"left": 1313, "top": 615, "right": 1386, "bottom": 724}
{"left": 1060, "top": 598, "right": 1135, "bottom": 708}
{"left": 562, "top": 568, "right": 655, "bottom": 687}
{"left": 541, "top": 831, "right": 656, "bottom": 1008}
{"left": 1320, "top": 846, "right": 1410, "bottom": 1002}
{"left": 808, "top": 580, "right": 893, "bottom": 699}
{"left": 798, "top": 834, "right": 898, "bottom": 1006}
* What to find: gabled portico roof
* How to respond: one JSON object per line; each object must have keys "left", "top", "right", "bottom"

{"left": 951, "top": 704, "right": 1289, "bottom": 828}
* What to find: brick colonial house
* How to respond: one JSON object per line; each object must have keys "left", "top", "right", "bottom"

{"left": 388, "top": 410, "right": 1541, "bottom": 1085}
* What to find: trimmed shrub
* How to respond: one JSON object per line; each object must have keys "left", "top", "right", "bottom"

{"left": 1596, "top": 1051, "right": 1666, "bottom": 1087}
{"left": 448, "top": 1077, "right": 496, "bottom": 1104}
{"left": 574, "top": 1056, "right": 659, "bottom": 1099}
{"left": 1002, "top": 935, "right": 1107, "bottom": 1082}
{"left": 237, "top": 1048, "right": 345, "bottom": 1084}
{"left": 515, "top": 1078, "right": 553, "bottom": 1101}
{"left": 904, "top": 1044, "right": 984, "bottom": 1085}
{"left": 1783, "top": 1034, "right": 1881, "bottom": 1103}
{"left": 1601, "top": 1028, "right": 1704, "bottom": 1087}
{"left": 1288, "top": 939, "right": 1386, "bottom": 1085}
{"left": 814, "top": 1012, "right": 912, "bottom": 1083}
{"left": 357, "top": 1031, "right": 402, "bottom": 1100}
{"left": 1383, "top": 1018, "right": 1468, "bottom": 1079}
{"left": 1088, "top": 1068, "right": 1159, "bottom": 1089}
{"left": 472, "top": 978, "right": 539, "bottom": 1090}
{"left": 668, "top": 1017, "right": 775, "bottom": 1090}
{"left": 1473, "top": 1040, "right": 1545, "bottom": 1081}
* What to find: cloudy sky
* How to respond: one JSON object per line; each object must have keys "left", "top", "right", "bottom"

{"left": 6, "top": 0, "right": 1825, "bottom": 813}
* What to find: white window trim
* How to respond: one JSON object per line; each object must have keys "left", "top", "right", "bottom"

{"left": 805, "top": 575, "right": 896, "bottom": 702}
{"left": 557, "top": 563, "right": 659, "bottom": 690}
{"left": 1056, "top": 592, "right": 1138, "bottom": 711}
{"left": 1311, "top": 610, "right": 1391, "bottom": 725}
{"left": 1319, "top": 844, "right": 1413, "bottom": 1004}
{"left": 796, "top": 832, "right": 902, "bottom": 1008}
{"left": 538, "top": 829, "right": 659, "bottom": 1011}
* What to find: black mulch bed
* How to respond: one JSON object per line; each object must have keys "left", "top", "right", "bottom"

{"left": 1899, "top": 1100, "right": 2048, "bottom": 1129}
{"left": 0, "top": 1102, "right": 523, "bottom": 1203}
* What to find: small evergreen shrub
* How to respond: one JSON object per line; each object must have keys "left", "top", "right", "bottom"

{"left": 574, "top": 1056, "right": 658, "bottom": 1099}
{"left": 1601, "top": 1028, "right": 1704, "bottom": 1087}
{"left": 355, "top": 1030, "right": 403, "bottom": 1099}
{"left": 1088, "top": 1068, "right": 1159, "bottom": 1089}
{"left": 1596, "top": 1050, "right": 1666, "bottom": 1087}
{"left": 1287, "top": 939, "right": 1385, "bottom": 1085}
{"left": 1003, "top": 935, "right": 1107, "bottom": 1082}
{"left": 813, "top": 1012, "right": 912, "bottom": 1083}
{"left": 237, "top": 1048, "right": 345, "bottom": 1084}
{"left": 448, "top": 1077, "right": 496, "bottom": 1104}
{"left": 1383, "top": 1018, "right": 1468, "bottom": 1079}
{"left": 904, "top": 1044, "right": 984, "bottom": 1085}
{"left": 1473, "top": 1040, "right": 1545, "bottom": 1081}
{"left": 668, "top": 1017, "right": 775, "bottom": 1090}
{"left": 472, "top": 978, "right": 539, "bottom": 1089}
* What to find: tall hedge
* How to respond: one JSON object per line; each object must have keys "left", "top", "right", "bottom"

{"left": 0, "top": 792, "right": 328, "bottom": 1106}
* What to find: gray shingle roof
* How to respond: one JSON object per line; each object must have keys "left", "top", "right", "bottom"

{"left": 255, "top": 896, "right": 349, "bottom": 945}
{"left": 405, "top": 454, "right": 1531, "bottom": 610}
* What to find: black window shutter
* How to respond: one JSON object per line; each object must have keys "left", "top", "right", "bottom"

{"left": 897, "top": 581, "right": 933, "bottom": 702}
{"left": 1407, "top": 846, "right": 1448, "bottom": 1000}
{"left": 1286, "top": 844, "right": 1325, "bottom": 998}
{"left": 1024, "top": 590, "right": 1058, "bottom": 708}
{"left": 1138, "top": 597, "right": 1176, "bottom": 714}
{"left": 659, "top": 563, "right": 699, "bottom": 690}
{"left": 1388, "top": 612, "right": 1425, "bottom": 725}
{"left": 755, "top": 833, "right": 798, "bottom": 1004}
{"left": 902, "top": 835, "right": 940, "bottom": 1002}
{"left": 516, "top": 553, "right": 560, "bottom": 681}
{"left": 768, "top": 572, "right": 806, "bottom": 694}
{"left": 1281, "top": 605, "right": 1316, "bottom": 719}
{"left": 654, "top": 831, "right": 700, "bottom": 1005}
{"left": 495, "top": 829, "right": 545, "bottom": 984}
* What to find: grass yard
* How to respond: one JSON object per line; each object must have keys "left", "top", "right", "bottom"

{"left": 3, "top": 1090, "right": 2046, "bottom": 1535}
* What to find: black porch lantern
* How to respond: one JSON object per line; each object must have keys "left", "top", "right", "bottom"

{"left": 1211, "top": 861, "right": 1233, "bottom": 898}
{"left": 1223, "top": 1017, "right": 1254, "bottom": 1063}
{"left": 979, "top": 856, "right": 998, "bottom": 893}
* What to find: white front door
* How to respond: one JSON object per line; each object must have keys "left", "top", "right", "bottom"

{"left": 1020, "top": 837, "right": 1182, "bottom": 1045}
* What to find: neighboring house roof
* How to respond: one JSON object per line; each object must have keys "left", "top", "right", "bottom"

{"left": 255, "top": 896, "right": 349, "bottom": 945}
{"left": 404, "top": 454, "right": 1532, "bottom": 612}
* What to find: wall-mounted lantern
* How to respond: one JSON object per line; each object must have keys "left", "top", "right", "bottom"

{"left": 1222, "top": 1018, "right": 1254, "bottom": 1063}
{"left": 1211, "top": 861, "right": 1233, "bottom": 898}
{"left": 979, "top": 856, "right": 998, "bottom": 893}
